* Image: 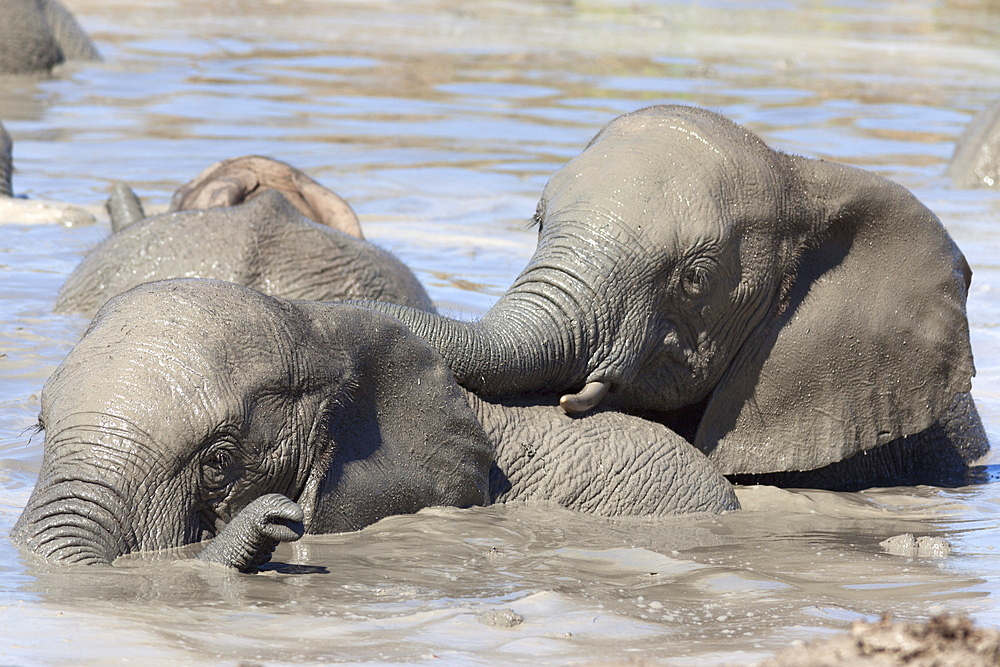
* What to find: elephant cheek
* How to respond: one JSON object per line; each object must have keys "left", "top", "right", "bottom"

{"left": 12, "top": 480, "right": 136, "bottom": 565}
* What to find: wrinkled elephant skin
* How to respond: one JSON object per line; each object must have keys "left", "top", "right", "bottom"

{"left": 357, "top": 105, "right": 988, "bottom": 489}
{"left": 13, "top": 280, "right": 737, "bottom": 571}
{"left": 56, "top": 189, "right": 434, "bottom": 316}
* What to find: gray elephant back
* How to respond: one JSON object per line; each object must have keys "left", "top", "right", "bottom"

{"left": 55, "top": 190, "right": 435, "bottom": 315}
{"left": 948, "top": 100, "right": 1000, "bottom": 189}
{"left": 0, "top": 0, "right": 100, "bottom": 75}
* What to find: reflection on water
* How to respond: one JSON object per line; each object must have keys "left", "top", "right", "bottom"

{"left": 2, "top": 0, "right": 1000, "bottom": 664}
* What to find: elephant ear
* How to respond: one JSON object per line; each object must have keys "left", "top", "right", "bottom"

{"left": 169, "top": 155, "right": 363, "bottom": 238}
{"left": 695, "top": 155, "right": 975, "bottom": 474}
{"left": 297, "top": 304, "right": 494, "bottom": 533}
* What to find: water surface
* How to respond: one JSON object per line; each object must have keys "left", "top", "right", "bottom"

{"left": 2, "top": 1, "right": 1000, "bottom": 664}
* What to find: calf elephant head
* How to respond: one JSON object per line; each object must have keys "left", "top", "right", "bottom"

{"left": 365, "top": 105, "right": 978, "bottom": 476}
{"left": 13, "top": 280, "right": 493, "bottom": 568}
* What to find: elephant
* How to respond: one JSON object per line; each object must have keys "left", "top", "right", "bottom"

{"left": 0, "top": 0, "right": 100, "bottom": 75}
{"left": 167, "top": 154, "right": 364, "bottom": 238}
{"left": 12, "top": 279, "right": 737, "bottom": 571}
{"left": 56, "top": 172, "right": 433, "bottom": 316}
{"left": 354, "top": 104, "right": 989, "bottom": 490}
{"left": 0, "top": 120, "right": 96, "bottom": 226}
{"left": 948, "top": 99, "right": 1000, "bottom": 189}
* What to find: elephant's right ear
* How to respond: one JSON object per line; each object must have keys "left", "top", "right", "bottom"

{"left": 696, "top": 155, "right": 975, "bottom": 475}
{"left": 298, "top": 304, "right": 494, "bottom": 533}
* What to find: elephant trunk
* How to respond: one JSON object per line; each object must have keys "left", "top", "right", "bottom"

{"left": 363, "top": 248, "right": 632, "bottom": 406}
{"left": 12, "top": 478, "right": 136, "bottom": 566}
{"left": 365, "top": 290, "right": 590, "bottom": 396}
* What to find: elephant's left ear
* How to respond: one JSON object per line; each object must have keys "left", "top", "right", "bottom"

{"left": 299, "top": 304, "right": 494, "bottom": 533}
{"left": 696, "top": 155, "right": 975, "bottom": 474}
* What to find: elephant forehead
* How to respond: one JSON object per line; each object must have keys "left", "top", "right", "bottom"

{"left": 44, "top": 338, "right": 240, "bottom": 439}
{"left": 554, "top": 125, "right": 776, "bottom": 208}
{"left": 91, "top": 279, "right": 310, "bottom": 359}
{"left": 545, "top": 124, "right": 785, "bottom": 259}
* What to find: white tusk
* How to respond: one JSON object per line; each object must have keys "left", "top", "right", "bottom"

{"left": 559, "top": 380, "right": 610, "bottom": 415}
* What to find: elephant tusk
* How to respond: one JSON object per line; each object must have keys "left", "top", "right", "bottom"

{"left": 559, "top": 381, "right": 610, "bottom": 415}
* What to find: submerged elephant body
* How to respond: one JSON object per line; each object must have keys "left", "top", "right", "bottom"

{"left": 56, "top": 189, "right": 434, "bottom": 316}
{"left": 0, "top": 0, "right": 100, "bottom": 75}
{"left": 948, "top": 100, "right": 1000, "bottom": 189}
{"left": 358, "top": 105, "right": 988, "bottom": 489}
{"left": 13, "top": 280, "right": 736, "bottom": 570}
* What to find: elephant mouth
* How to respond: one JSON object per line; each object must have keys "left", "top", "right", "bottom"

{"left": 559, "top": 380, "right": 612, "bottom": 413}
{"left": 196, "top": 505, "right": 228, "bottom": 543}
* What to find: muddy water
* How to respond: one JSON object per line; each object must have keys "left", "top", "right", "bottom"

{"left": 2, "top": 0, "right": 1000, "bottom": 664}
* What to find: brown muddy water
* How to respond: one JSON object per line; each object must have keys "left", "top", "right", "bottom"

{"left": 2, "top": 1, "right": 1000, "bottom": 664}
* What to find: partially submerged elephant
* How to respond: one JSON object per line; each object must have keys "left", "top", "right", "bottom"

{"left": 12, "top": 279, "right": 737, "bottom": 571}
{"left": 0, "top": 0, "right": 100, "bottom": 75}
{"left": 167, "top": 154, "right": 364, "bottom": 238}
{"left": 359, "top": 105, "right": 988, "bottom": 490}
{"left": 57, "top": 177, "right": 433, "bottom": 315}
{"left": 948, "top": 100, "right": 1000, "bottom": 189}
{"left": 0, "top": 120, "right": 96, "bottom": 226}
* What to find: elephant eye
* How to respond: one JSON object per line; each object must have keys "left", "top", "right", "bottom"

{"left": 201, "top": 444, "right": 238, "bottom": 490}
{"left": 680, "top": 262, "right": 713, "bottom": 298}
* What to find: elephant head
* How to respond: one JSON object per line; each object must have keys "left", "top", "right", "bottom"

{"left": 13, "top": 279, "right": 492, "bottom": 568}
{"left": 363, "top": 105, "right": 977, "bottom": 476}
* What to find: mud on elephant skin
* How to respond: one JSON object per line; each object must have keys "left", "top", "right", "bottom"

{"left": 359, "top": 104, "right": 988, "bottom": 490}
{"left": 56, "top": 165, "right": 433, "bottom": 316}
{"left": 13, "top": 279, "right": 737, "bottom": 571}
{"left": 0, "top": 0, "right": 100, "bottom": 75}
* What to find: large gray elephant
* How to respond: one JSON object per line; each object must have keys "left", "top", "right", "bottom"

{"left": 357, "top": 105, "right": 988, "bottom": 490}
{"left": 948, "top": 100, "right": 1000, "bottom": 189}
{"left": 0, "top": 0, "right": 100, "bottom": 75}
{"left": 56, "top": 186, "right": 433, "bottom": 316}
{"left": 12, "top": 279, "right": 737, "bottom": 571}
